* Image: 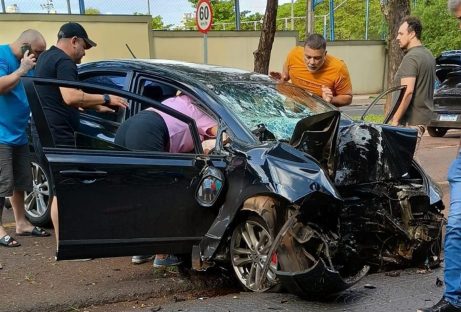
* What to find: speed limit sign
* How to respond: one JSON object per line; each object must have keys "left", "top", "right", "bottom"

{"left": 196, "top": 0, "right": 213, "bottom": 34}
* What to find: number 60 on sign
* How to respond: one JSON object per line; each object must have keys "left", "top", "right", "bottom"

{"left": 196, "top": 0, "right": 213, "bottom": 34}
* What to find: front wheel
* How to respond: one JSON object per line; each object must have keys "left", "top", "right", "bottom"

{"left": 427, "top": 127, "right": 448, "bottom": 137}
{"left": 230, "top": 215, "right": 279, "bottom": 292}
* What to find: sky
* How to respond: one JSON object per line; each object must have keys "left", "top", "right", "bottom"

{"left": 5, "top": 0, "right": 293, "bottom": 26}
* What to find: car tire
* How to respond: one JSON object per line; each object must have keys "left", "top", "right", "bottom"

{"left": 230, "top": 214, "right": 280, "bottom": 292}
{"left": 24, "top": 160, "right": 53, "bottom": 227}
{"left": 427, "top": 127, "right": 448, "bottom": 137}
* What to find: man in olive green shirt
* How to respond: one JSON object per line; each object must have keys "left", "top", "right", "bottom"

{"left": 392, "top": 16, "right": 435, "bottom": 133}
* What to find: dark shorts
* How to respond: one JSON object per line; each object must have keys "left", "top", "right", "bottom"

{"left": 0, "top": 144, "right": 33, "bottom": 197}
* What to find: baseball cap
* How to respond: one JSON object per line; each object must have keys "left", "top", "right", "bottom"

{"left": 58, "top": 22, "right": 97, "bottom": 49}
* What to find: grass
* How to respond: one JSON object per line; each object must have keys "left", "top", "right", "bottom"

{"left": 351, "top": 114, "right": 386, "bottom": 123}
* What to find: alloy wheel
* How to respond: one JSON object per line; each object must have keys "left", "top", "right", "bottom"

{"left": 24, "top": 162, "right": 50, "bottom": 224}
{"left": 230, "top": 216, "right": 278, "bottom": 292}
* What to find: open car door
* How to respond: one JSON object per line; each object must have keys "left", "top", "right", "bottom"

{"left": 360, "top": 85, "right": 406, "bottom": 124}
{"left": 23, "top": 77, "right": 223, "bottom": 260}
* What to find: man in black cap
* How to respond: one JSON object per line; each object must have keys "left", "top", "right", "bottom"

{"left": 34, "top": 22, "right": 128, "bottom": 246}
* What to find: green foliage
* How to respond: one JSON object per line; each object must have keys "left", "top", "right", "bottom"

{"left": 309, "top": 0, "right": 386, "bottom": 41}
{"left": 413, "top": 0, "right": 461, "bottom": 56}
{"left": 184, "top": 0, "right": 267, "bottom": 30}
{"left": 180, "top": 0, "right": 460, "bottom": 57}
{"left": 352, "top": 114, "right": 385, "bottom": 123}
{"left": 151, "top": 15, "right": 173, "bottom": 30}
{"left": 85, "top": 7, "right": 100, "bottom": 15}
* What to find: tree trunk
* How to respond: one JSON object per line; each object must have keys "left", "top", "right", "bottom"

{"left": 254, "top": 0, "right": 278, "bottom": 74}
{"left": 380, "top": 0, "right": 410, "bottom": 112}
{"left": 305, "top": 0, "right": 313, "bottom": 40}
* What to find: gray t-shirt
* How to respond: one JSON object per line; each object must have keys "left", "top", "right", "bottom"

{"left": 394, "top": 46, "right": 435, "bottom": 125}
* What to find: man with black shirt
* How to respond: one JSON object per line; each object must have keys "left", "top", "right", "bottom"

{"left": 35, "top": 22, "right": 127, "bottom": 246}
{"left": 35, "top": 22, "right": 127, "bottom": 146}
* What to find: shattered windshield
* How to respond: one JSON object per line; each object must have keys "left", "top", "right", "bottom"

{"left": 211, "top": 82, "right": 336, "bottom": 141}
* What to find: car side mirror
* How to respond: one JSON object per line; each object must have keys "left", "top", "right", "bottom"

{"left": 196, "top": 166, "right": 225, "bottom": 207}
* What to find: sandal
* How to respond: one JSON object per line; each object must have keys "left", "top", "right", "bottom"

{"left": 0, "top": 235, "right": 21, "bottom": 247}
{"left": 16, "top": 226, "right": 50, "bottom": 237}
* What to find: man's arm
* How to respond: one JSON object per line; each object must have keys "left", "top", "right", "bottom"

{"left": 321, "top": 85, "right": 352, "bottom": 107}
{"left": 328, "top": 61, "right": 353, "bottom": 107}
{"left": 332, "top": 94, "right": 353, "bottom": 107}
{"left": 390, "top": 76, "right": 416, "bottom": 126}
{"left": 59, "top": 87, "right": 128, "bottom": 112}
{"left": 0, "top": 51, "right": 36, "bottom": 94}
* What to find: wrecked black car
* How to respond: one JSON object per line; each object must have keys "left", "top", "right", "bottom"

{"left": 24, "top": 60, "right": 444, "bottom": 297}
{"left": 428, "top": 50, "right": 461, "bottom": 137}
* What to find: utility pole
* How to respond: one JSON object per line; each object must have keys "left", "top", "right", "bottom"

{"left": 365, "top": 0, "right": 369, "bottom": 39}
{"left": 66, "top": 0, "right": 71, "bottom": 14}
{"left": 147, "top": 0, "right": 151, "bottom": 15}
{"left": 1, "top": 0, "right": 5, "bottom": 13}
{"left": 235, "top": 0, "right": 240, "bottom": 30}
{"left": 329, "top": 0, "right": 335, "bottom": 40}
{"left": 291, "top": 0, "right": 294, "bottom": 30}
{"left": 79, "top": 0, "right": 85, "bottom": 14}
{"left": 305, "top": 0, "right": 314, "bottom": 39}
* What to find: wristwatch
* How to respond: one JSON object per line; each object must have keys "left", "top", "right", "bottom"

{"left": 103, "top": 94, "right": 110, "bottom": 105}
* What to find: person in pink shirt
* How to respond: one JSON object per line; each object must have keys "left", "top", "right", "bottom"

{"left": 151, "top": 94, "right": 217, "bottom": 153}
{"left": 118, "top": 93, "right": 218, "bottom": 267}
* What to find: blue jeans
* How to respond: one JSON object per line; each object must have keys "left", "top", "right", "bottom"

{"left": 445, "top": 153, "right": 461, "bottom": 307}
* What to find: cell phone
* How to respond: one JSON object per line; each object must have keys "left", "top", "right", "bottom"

{"left": 21, "top": 44, "right": 32, "bottom": 57}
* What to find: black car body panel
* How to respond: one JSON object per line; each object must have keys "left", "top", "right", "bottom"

{"left": 24, "top": 59, "right": 444, "bottom": 297}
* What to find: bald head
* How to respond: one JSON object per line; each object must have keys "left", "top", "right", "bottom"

{"left": 11, "top": 29, "right": 46, "bottom": 60}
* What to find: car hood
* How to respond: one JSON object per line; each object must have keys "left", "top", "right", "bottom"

{"left": 269, "top": 111, "right": 418, "bottom": 186}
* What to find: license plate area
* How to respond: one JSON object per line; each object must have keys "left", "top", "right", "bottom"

{"left": 439, "top": 114, "right": 458, "bottom": 121}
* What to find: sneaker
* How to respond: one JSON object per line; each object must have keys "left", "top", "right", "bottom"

{"left": 418, "top": 297, "right": 461, "bottom": 312}
{"left": 131, "top": 255, "right": 153, "bottom": 264}
{"left": 153, "top": 254, "right": 182, "bottom": 268}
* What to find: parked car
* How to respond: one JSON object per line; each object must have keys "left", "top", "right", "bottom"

{"left": 428, "top": 50, "right": 461, "bottom": 137}
{"left": 23, "top": 60, "right": 444, "bottom": 297}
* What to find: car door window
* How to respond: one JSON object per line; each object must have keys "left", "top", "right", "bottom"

{"left": 132, "top": 77, "right": 220, "bottom": 155}
{"left": 79, "top": 73, "right": 128, "bottom": 123}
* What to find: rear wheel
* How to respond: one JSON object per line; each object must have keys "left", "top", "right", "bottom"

{"left": 24, "top": 161, "right": 53, "bottom": 227}
{"left": 427, "top": 127, "right": 448, "bottom": 137}
{"left": 230, "top": 215, "right": 279, "bottom": 292}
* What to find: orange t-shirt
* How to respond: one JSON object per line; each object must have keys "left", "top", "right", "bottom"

{"left": 284, "top": 46, "right": 353, "bottom": 97}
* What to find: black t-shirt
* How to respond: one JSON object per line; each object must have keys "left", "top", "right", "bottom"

{"left": 35, "top": 46, "right": 79, "bottom": 146}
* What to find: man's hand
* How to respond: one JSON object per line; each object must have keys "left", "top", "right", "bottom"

{"left": 106, "top": 95, "right": 128, "bottom": 109}
{"left": 17, "top": 50, "right": 36, "bottom": 76}
{"left": 269, "top": 71, "right": 289, "bottom": 82}
{"left": 390, "top": 119, "right": 399, "bottom": 126}
{"left": 321, "top": 85, "right": 333, "bottom": 103}
{"left": 269, "top": 71, "right": 282, "bottom": 80}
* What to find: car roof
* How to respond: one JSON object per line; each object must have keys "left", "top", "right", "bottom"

{"left": 79, "top": 59, "right": 274, "bottom": 88}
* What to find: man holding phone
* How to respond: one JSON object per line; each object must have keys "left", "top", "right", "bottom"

{"left": 0, "top": 29, "right": 48, "bottom": 248}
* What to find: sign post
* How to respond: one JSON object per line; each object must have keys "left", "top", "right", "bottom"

{"left": 196, "top": 0, "right": 213, "bottom": 64}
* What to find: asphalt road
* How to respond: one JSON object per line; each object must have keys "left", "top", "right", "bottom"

{"left": 0, "top": 130, "right": 459, "bottom": 312}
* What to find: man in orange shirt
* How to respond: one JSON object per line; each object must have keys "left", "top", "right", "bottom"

{"left": 270, "top": 34, "right": 353, "bottom": 107}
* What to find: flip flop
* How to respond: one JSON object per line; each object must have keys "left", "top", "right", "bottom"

{"left": 16, "top": 226, "right": 50, "bottom": 237}
{"left": 0, "top": 235, "right": 21, "bottom": 247}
